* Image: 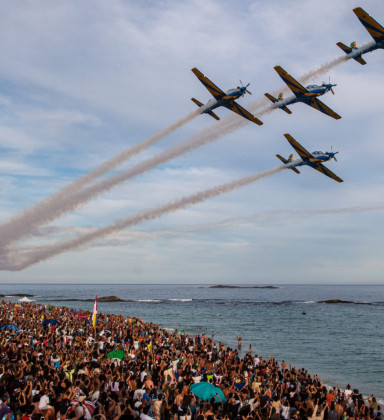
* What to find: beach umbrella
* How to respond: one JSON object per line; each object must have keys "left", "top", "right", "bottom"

{"left": 47, "top": 305, "right": 54, "bottom": 310}
{"left": 1, "top": 324, "right": 19, "bottom": 331}
{"left": 77, "top": 314, "right": 88, "bottom": 319}
{"left": 190, "top": 382, "right": 227, "bottom": 403}
{"left": 42, "top": 319, "right": 61, "bottom": 326}
{"left": 106, "top": 350, "right": 125, "bottom": 360}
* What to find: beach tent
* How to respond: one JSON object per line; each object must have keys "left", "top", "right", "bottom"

{"left": 107, "top": 350, "right": 125, "bottom": 360}
{"left": 18, "top": 297, "right": 33, "bottom": 302}
{"left": 42, "top": 319, "right": 61, "bottom": 326}
{"left": 190, "top": 382, "right": 227, "bottom": 403}
{"left": 1, "top": 324, "right": 19, "bottom": 331}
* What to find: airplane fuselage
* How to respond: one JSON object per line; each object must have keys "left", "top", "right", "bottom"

{"left": 275, "top": 84, "right": 334, "bottom": 108}
{"left": 201, "top": 88, "right": 245, "bottom": 113}
{"left": 303, "top": 85, "right": 333, "bottom": 97}
{"left": 272, "top": 84, "right": 334, "bottom": 110}
{"left": 288, "top": 151, "right": 335, "bottom": 169}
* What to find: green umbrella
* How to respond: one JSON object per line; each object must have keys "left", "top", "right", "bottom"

{"left": 47, "top": 305, "right": 54, "bottom": 310}
{"left": 106, "top": 349, "right": 125, "bottom": 360}
{"left": 190, "top": 382, "right": 226, "bottom": 403}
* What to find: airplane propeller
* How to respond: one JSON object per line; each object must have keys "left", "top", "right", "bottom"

{"left": 326, "top": 146, "right": 339, "bottom": 161}
{"left": 322, "top": 76, "right": 337, "bottom": 95}
{"left": 239, "top": 80, "right": 252, "bottom": 96}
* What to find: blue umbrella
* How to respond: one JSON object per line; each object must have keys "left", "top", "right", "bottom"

{"left": 42, "top": 319, "right": 60, "bottom": 326}
{"left": 1, "top": 325, "right": 19, "bottom": 331}
{"left": 190, "top": 382, "right": 226, "bottom": 403}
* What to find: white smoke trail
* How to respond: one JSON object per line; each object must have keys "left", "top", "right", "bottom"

{"left": 182, "top": 202, "right": 384, "bottom": 232}
{"left": 0, "top": 52, "right": 353, "bottom": 247}
{"left": 0, "top": 108, "right": 201, "bottom": 247}
{"left": 30, "top": 200, "right": 384, "bottom": 246}
{"left": 0, "top": 107, "right": 264, "bottom": 248}
{"left": 2, "top": 199, "right": 382, "bottom": 270}
{"left": 0, "top": 166, "right": 286, "bottom": 270}
{"left": 299, "top": 55, "right": 347, "bottom": 84}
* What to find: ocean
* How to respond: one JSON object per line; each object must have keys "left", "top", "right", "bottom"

{"left": 1, "top": 283, "right": 383, "bottom": 401}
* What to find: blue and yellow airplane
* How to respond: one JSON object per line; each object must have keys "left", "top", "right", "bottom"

{"left": 191, "top": 68, "right": 263, "bottom": 125}
{"left": 264, "top": 66, "right": 341, "bottom": 120}
{"left": 277, "top": 133, "right": 343, "bottom": 183}
{"left": 337, "top": 7, "right": 384, "bottom": 65}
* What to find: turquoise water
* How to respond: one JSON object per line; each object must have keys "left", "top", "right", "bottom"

{"left": 1, "top": 283, "right": 383, "bottom": 401}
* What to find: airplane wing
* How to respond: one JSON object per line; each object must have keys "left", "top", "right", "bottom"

{"left": 302, "top": 97, "right": 341, "bottom": 120}
{"left": 191, "top": 68, "right": 226, "bottom": 100}
{"left": 353, "top": 7, "right": 384, "bottom": 43}
{"left": 224, "top": 101, "right": 263, "bottom": 125}
{"left": 274, "top": 66, "right": 308, "bottom": 97}
{"left": 283, "top": 133, "right": 314, "bottom": 161}
{"left": 313, "top": 162, "right": 343, "bottom": 183}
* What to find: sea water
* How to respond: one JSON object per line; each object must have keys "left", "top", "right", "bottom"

{"left": 1, "top": 283, "right": 383, "bottom": 401}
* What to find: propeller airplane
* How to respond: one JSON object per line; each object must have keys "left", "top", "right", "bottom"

{"left": 264, "top": 66, "right": 341, "bottom": 120}
{"left": 276, "top": 133, "right": 343, "bottom": 183}
{"left": 337, "top": 7, "right": 384, "bottom": 65}
{"left": 191, "top": 68, "right": 263, "bottom": 125}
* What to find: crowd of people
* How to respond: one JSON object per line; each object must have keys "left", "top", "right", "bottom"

{"left": 0, "top": 300, "right": 381, "bottom": 420}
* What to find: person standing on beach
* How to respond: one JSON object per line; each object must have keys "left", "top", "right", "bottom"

{"left": 237, "top": 336, "right": 242, "bottom": 349}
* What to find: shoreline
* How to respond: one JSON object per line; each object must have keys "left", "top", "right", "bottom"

{"left": 2, "top": 294, "right": 374, "bottom": 305}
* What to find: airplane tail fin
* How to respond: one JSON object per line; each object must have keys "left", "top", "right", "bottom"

{"left": 191, "top": 98, "right": 220, "bottom": 120}
{"left": 276, "top": 154, "right": 300, "bottom": 173}
{"left": 265, "top": 93, "right": 292, "bottom": 114}
{"left": 336, "top": 42, "right": 367, "bottom": 65}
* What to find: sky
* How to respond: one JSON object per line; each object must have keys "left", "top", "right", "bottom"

{"left": 0, "top": 0, "right": 383, "bottom": 284}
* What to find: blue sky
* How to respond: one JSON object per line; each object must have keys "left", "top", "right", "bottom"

{"left": 0, "top": 0, "right": 383, "bottom": 284}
